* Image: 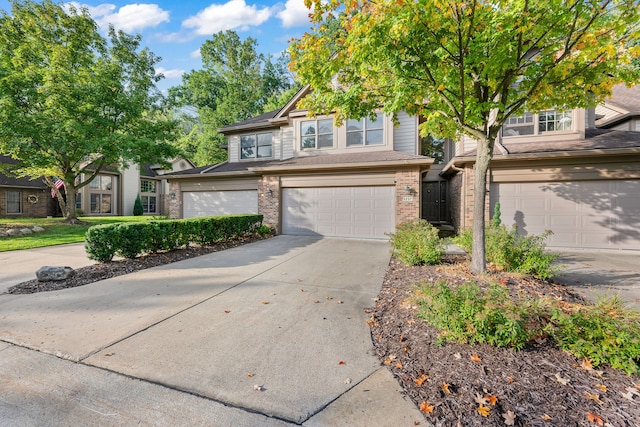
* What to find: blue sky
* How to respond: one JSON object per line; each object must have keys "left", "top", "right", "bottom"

{"left": 0, "top": 0, "right": 315, "bottom": 91}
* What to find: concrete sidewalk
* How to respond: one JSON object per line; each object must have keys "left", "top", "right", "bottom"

{"left": 0, "top": 236, "right": 426, "bottom": 426}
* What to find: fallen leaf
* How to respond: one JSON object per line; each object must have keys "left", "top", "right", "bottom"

{"left": 477, "top": 405, "right": 490, "bottom": 417}
{"left": 584, "top": 391, "right": 604, "bottom": 405}
{"left": 475, "top": 393, "right": 489, "bottom": 405}
{"left": 507, "top": 377, "right": 515, "bottom": 383}
{"left": 247, "top": 372, "right": 254, "bottom": 377}
{"left": 441, "top": 382, "right": 452, "bottom": 394}
{"left": 554, "top": 373, "right": 570, "bottom": 385}
{"left": 344, "top": 378, "right": 351, "bottom": 384}
{"left": 407, "top": 319, "right": 415, "bottom": 325}
{"left": 395, "top": 362, "right": 403, "bottom": 369}
{"left": 419, "top": 401, "right": 434, "bottom": 413}
{"left": 485, "top": 394, "right": 498, "bottom": 406}
{"left": 261, "top": 301, "right": 269, "bottom": 305}
{"left": 586, "top": 411, "right": 604, "bottom": 425}
{"left": 338, "top": 360, "right": 345, "bottom": 365}
{"left": 300, "top": 289, "right": 305, "bottom": 292}
{"left": 595, "top": 384, "right": 608, "bottom": 392}
{"left": 326, "top": 296, "right": 333, "bottom": 300}
{"left": 336, "top": 300, "right": 343, "bottom": 304}
{"left": 453, "top": 352, "right": 462, "bottom": 360}
{"left": 314, "top": 300, "right": 321, "bottom": 303}
{"left": 104, "top": 352, "right": 113, "bottom": 357}
{"left": 502, "top": 410, "right": 516, "bottom": 426}
{"left": 541, "top": 414, "right": 552, "bottom": 421}
{"left": 363, "top": 309, "right": 371, "bottom": 314}
{"left": 471, "top": 354, "right": 482, "bottom": 363}
{"left": 253, "top": 384, "right": 264, "bottom": 391}
{"left": 413, "top": 421, "right": 421, "bottom": 426}
{"left": 224, "top": 310, "right": 231, "bottom": 314}
{"left": 621, "top": 387, "right": 637, "bottom": 401}
{"left": 414, "top": 374, "right": 428, "bottom": 386}
{"left": 383, "top": 355, "right": 396, "bottom": 365}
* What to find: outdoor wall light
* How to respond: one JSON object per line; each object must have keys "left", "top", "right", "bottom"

{"left": 404, "top": 185, "right": 412, "bottom": 195}
{"left": 267, "top": 188, "right": 273, "bottom": 197}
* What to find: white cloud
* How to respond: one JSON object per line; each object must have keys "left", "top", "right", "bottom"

{"left": 155, "top": 67, "right": 185, "bottom": 79}
{"left": 190, "top": 49, "right": 202, "bottom": 59}
{"left": 65, "top": 3, "right": 170, "bottom": 33}
{"left": 277, "top": 0, "right": 312, "bottom": 28}
{"left": 182, "top": 0, "right": 272, "bottom": 35}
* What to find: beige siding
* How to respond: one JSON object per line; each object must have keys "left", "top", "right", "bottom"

{"left": 281, "top": 126, "right": 294, "bottom": 160}
{"left": 393, "top": 112, "right": 418, "bottom": 154}
{"left": 180, "top": 178, "right": 259, "bottom": 192}
{"left": 491, "top": 160, "right": 640, "bottom": 183}
{"left": 280, "top": 173, "right": 395, "bottom": 188}
{"left": 228, "top": 135, "right": 240, "bottom": 163}
{"left": 272, "top": 129, "right": 282, "bottom": 160}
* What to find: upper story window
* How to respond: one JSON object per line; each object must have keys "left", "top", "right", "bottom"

{"left": 301, "top": 119, "right": 333, "bottom": 149}
{"left": 140, "top": 179, "right": 157, "bottom": 214}
{"left": 89, "top": 175, "right": 112, "bottom": 190}
{"left": 502, "top": 109, "right": 572, "bottom": 137}
{"left": 241, "top": 132, "right": 272, "bottom": 159}
{"left": 347, "top": 113, "right": 384, "bottom": 146}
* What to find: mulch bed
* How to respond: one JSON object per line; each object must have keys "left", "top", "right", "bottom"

{"left": 370, "top": 256, "right": 640, "bottom": 426}
{"left": 7, "top": 234, "right": 271, "bottom": 294}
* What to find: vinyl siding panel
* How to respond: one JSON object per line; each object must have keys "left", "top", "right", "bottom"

{"left": 393, "top": 112, "right": 418, "bottom": 154}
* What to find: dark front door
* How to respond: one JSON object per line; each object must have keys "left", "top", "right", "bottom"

{"left": 422, "top": 181, "right": 448, "bottom": 223}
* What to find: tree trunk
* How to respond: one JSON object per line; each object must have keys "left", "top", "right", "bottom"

{"left": 63, "top": 184, "right": 78, "bottom": 222}
{"left": 470, "top": 137, "right": 494, "bottom": 275}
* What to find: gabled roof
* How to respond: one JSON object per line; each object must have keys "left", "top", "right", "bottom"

{"left": 0, "top": 156, "right": 47, "bottom": 189}
{"left": 218, "top": 110, "right": 281, "bottom": 134}
{"left": 596, "top": 84, "right": 640, "bottom": 128}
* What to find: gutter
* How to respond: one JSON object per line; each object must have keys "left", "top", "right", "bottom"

{"left": 249, "top": 158, "right": 434, "bottom": 174}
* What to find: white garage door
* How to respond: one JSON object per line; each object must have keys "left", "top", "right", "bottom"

{"left": 183, "top": 190, "right": 258, "bottom": 218}
{"left": 491, "top": 180, "right": 640, "bottom": 250}
{"left": 282, "top": 186, "right": 395, "bottom": 239}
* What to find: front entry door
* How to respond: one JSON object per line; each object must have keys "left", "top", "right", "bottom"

{"left": 422, "top": 181, "right": 448, "bottom": 223}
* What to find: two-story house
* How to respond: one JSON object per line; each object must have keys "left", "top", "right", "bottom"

{"left": 163, "top": 87, "right": 433, "bottom": 239}
{"left": 441, "top": 84, "right": 640, "bottom": 250}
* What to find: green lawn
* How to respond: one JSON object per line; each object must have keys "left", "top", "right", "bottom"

{"left": 0, "top": 216, "right": 159, "bottom": 252}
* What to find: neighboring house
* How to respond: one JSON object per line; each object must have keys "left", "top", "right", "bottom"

{"left": 441, "top": 84, "right": 640, "bottom": 250}
{"left": 163, "top": 87, "right": 434, "bottom": 239}
{"left": 0, "top": 155, "right": 57, "bottom": 217}
{"left": 0, "top": 157, "right": 195, "bottom": 218}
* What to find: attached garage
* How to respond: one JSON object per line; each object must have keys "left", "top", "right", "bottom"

{"left": 183, "top": 190, "right": 258, "bottom": 218}
{"left": 282, "top": 186, "right": 395, "bottom": 239}
{"left": 491, "top": 180, "right": 640, "bottom": 250}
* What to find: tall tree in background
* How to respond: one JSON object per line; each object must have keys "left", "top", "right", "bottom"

{"left": 290, "top": 0, "right": 640, "bottom": 274}
{"left": 0, "top": 0, "right": 177, "bottom": 222}
{"left": 170, "top": 31, "right": 298, "bottom": 166}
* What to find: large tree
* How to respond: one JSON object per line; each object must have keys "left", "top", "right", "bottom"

{"left": 0, "top": 0, "right": 177, "bottom": 222}
{"left": 170, "top": 31, "right": 298, "bottom": 166}
{"left": 290, "top": 0, "right": 640, "bottom": 274}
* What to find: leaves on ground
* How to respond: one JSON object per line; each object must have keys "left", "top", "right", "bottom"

{"left": 586, "top": 411, "right": 604, "bottom": 425}
{"left": 419, "top": 401, "right": 434, "bottom": 413}
{"left": 414, "top": 373, "right": 428, "bottom": 386}
{"left": 502, "top": 411, "right": 516, "bottom": 425}
{"left": 470, "top": 353, "right": 481, "bottom": 363}
{"left": 554, "top": 372, "right": 570, "bottom": 385}
{"left": 477, "top": 405, "right": 490, "bottom": 417}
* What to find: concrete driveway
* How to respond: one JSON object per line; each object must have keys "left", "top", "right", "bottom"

{"left": 553, "top": 249, "right": 640, "bottom": 310}
{"left": 0, "top": 236, "right": 425, "bottom": 426}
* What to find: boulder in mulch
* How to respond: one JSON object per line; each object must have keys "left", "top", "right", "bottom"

{"left": 32, "top": 226, "right": 45, "bottom": 233}
{"left": 36, "top": 266, "right": 75, "bottom": 282}
{"left": 20, "top": 228, "right": 33, "bottom": 235}
{"left": 6, "top": 229, "right": 22, "bottom": 237}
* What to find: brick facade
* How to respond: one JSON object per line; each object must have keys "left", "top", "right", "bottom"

{"left": 258, "top": 175, "right": 280, "bottom": 233}
{"left": 394, "top": 168, "right": 422, "bottom": 225}
{"left": 0, "top": 188, "right": 54, "bottom": 217}
{"left": 458, "top": 165, "right": 491, "bottom": 229}
{"left": 168, "top": 181, "right": 182, "bottom": 219}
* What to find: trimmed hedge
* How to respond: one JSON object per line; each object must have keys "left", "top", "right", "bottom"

{"left": 85, "top": 214, "right": 263, "bottom": 262}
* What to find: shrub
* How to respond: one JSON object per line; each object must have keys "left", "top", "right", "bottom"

{"left": 546, "top": 295, "right": 640, "bottom": 375}
{"left": 85, "top": 224, "right": 119, "bottom": 262}
{"left": 416, "top": 280, "right": 545, "bottom": 350}
{"left": 133, "top": 195, "right": 144, "bottom": 216}
{"left": 388, "top": 219, "right": 445, "bottom": 265}
{"left": 453, "top": 206, "right": 559, "bottom": 279}
{"left": 256, "top": 224, "right": 275, "bottom": 235}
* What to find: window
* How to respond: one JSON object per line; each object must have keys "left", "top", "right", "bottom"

{"left": 140, "top": 179, "right": 157, "bottom": 214}
{"left": 89, "top": 175, "right": 112, "bottom": 190}
{"left": 6, "top": 190, "right": 21, "bottom": 214}
{"left": 241, "top": 132, "right": 272, "bottom": 159}
{"left": 90, "top": 194, "right": 111, "bottom": 214}
{"left": 89, "top": 174, "right": 113, "bottom": 214}
{"left": 502, "top": 109, "right": 572, "bottom": 137}
{"left": 347, "top": 113, "right": 384, "bottom": 146}
{"left": 76, "top": 193, "right": 82, "bottom": 210}
{"left": 301, "top": 119, "right": 333, "bottom": 149}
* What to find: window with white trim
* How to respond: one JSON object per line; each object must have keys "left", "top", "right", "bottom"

{"left": 140, "top": 179, "right": 157, "bottom": 214}
{"left": 301, "top": 119, "right": 333, "bottom": 149}
{"left": 241, "top": 132, "right": 272, "bottom": 159}
{"left": 6, "top": 190, "right": 21, "bottom": 214}
{"left": 347, "top": 113, "right": 384, "bottom": 146}
{"left": 89, "top": 175, "right": 113, "bottom": 214}
{"left": 502, "top": 109, "right": 572, "bottom": 137}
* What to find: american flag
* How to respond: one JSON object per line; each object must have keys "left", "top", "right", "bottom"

{"left": 51, "top": 178, "right": 64, "bottom": 198}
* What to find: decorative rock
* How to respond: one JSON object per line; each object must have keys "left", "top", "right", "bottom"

{"left": 0, "top": 231, "right": 7, "bottom": 238}
{"left": 20, "top": 228, "right": 33, "bottom": 235}
{"left": 36, "top": 266, "right": 75, "bottom": 282}
{"left": 32, "top": 226, "right": 45, "bottom": 233}
{"left": 6, "top": 229, "right": 22, "bottom": 237}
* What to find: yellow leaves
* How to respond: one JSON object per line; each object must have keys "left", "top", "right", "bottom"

{"left": 595, "top": 384, "right": 607, "bottom": 393}
{"left": 437, "top": 84, "right": 445, "bottom": 92}
{"left": 383, "top": 354, "right": 396, "bottom": 365}
{"left": 584, "top": 391, "right": 604, "bottom": 405}
{"left": 485, "top": 394, "right": 498, "bottom": 406}
{"left": 441, "top": 382, "right": 452, "bottom": 394}
{"left": 477, "top": 405, "right": 490, "bottom": 417}
{"left": 414, "top": 373, "right": 429, "bottom": 386}
{"left": 541, "top": 414, "right": 552, "bottom": 421}
{"left": 419, "top": 401, "right": 434, "bottom": 413}
{"left": 470, "top": 353, "right": 481, "bottom": 363}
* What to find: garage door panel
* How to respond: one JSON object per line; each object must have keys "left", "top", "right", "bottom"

{"left": 283, "top": 186, "right": 395, "bottom": 239}
{"left": 493, "top": 181, "right": 640, "bottom": 250}
{"left": 183, "top": 191, "right": 258, "bottom": 218}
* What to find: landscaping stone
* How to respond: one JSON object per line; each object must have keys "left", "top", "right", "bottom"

{"left": 32, "top": 226, "right": 45, "bottom": 233}
{"left": 36, "top": 266, "right": 75, "bottom": 282}
{"left": 20, "top": 228, "right": 33, "bottom": 235}
{"left": 0, "top": 231, "right": 7, "bottom": 238}
{"left": 6, "top": 229, "right": 22, "bottom": 237}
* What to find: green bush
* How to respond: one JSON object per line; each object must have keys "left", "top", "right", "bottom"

{"left": 417, "top": 280, "right": 544, "bottom": 350}
{"left": 388, "top": 219, "right": 445, "bottom": 265}
{"left": 256, "top": 224, "right": 275, "bottom": 235}
{"left": 133, "top": 195, "right": 144, "bottom": 216}
{"left": 453, "top": 205, "right": 559, "bottom": 279}
{"left": 85, "top": 214, "right": 263, "bottom": 262}
{"left": 546, "top": 296, "right": 640, "bottom": 375}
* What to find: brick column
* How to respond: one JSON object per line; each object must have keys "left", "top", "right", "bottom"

{"left": 462, "top": 165, "right": 491, "bottom": 228}
{"left": 168, "top": 180, "right": 182, "bottom": 219}
{"left": 395, "top": 168, "right": 421, "bottom": 225}
{"left": 258, "top": 175, "right": 281, "bottom": 233}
